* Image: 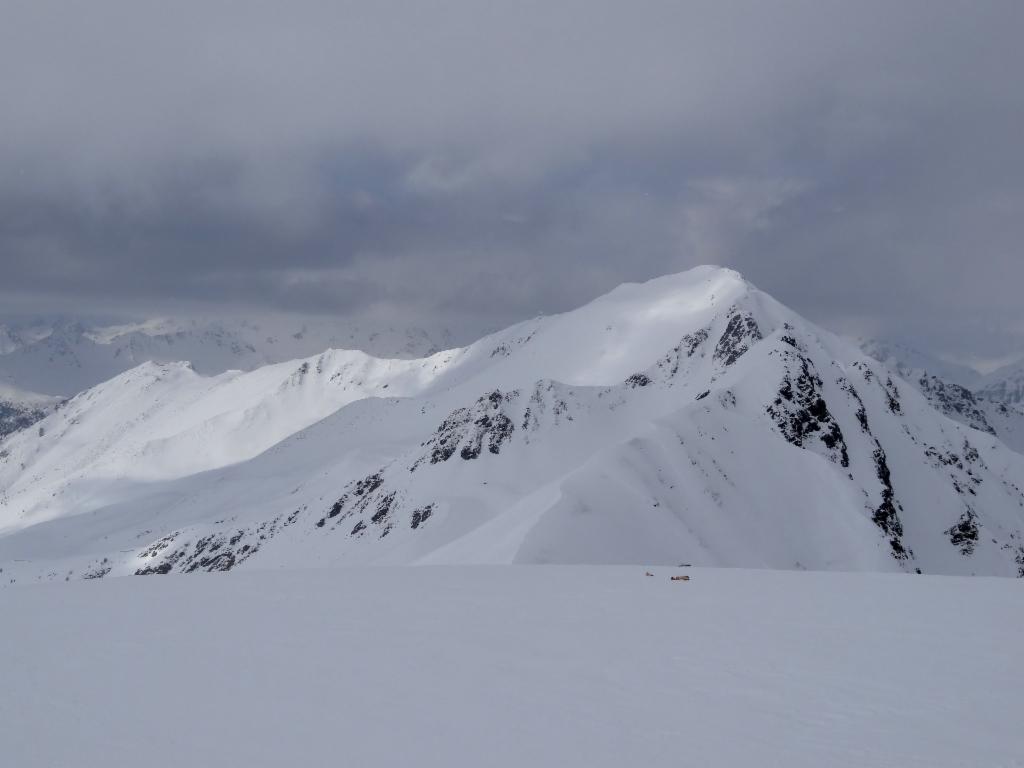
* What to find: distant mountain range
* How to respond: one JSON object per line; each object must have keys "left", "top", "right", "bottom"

{"left": 857, "top": 339, "right": 1024, "bottom": 454}
{"left": 0, "top": 315, "right": 455, "bottom": 397}
{"left": 3, "top": 266, "right": 1024, "bottom": 583}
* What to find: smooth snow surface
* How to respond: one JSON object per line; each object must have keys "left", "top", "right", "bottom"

{"left": 1, "top": 567, "right": 1021, "bottom": 768}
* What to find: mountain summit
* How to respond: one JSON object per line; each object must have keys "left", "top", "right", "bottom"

{"left": 2, "top": 266, "right": 1024, "bottom": 581}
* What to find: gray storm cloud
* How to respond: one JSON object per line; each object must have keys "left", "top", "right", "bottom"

{"left": 0, "top": 0, "right": 1022, "bottom": 360}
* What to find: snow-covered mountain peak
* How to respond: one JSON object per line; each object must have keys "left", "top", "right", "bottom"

{"left": 3, "top": 265, "right": 1024, "bottom": 580}
{"left": 82, "top": 317, "right": 189, "bottom": 344}
{"left": 429, "top": 265, "right": 763, "bottom": 394}
{"left": 978, "top": 360, "right": 1024, "bottom": 406}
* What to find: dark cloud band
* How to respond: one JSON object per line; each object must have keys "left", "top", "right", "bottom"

{"left": 0, "top": 1, "right": 1022, "bottom": 361}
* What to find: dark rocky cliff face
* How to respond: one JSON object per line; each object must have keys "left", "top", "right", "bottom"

{"left": 0, "top": 399, "right": 53, "bottom": 442}
{"left": 913, "top": 373, "right": 994, "bottom": 435}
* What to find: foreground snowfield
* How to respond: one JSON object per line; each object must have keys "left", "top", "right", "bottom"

{"left": 2, "top": 566, "right": 1021, "bottom": 768}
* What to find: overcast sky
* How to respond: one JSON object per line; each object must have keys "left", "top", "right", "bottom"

{"left": 1, "top": 1, "right": 1022, "bottom": 364}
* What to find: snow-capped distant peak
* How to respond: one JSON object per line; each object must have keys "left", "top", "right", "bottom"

{"left": 0, "top": 313, "right": 457, "bottom": 397}
{"left": 978, "top": 360, "right": 1024, "bottom": 407}
{"left": 857, "top": 338, "right": 983, "bottom": 388}
{"left": 83, "top": 317, "right": 189, "bottom": 344}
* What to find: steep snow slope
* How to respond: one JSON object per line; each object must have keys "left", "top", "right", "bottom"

{"left": 892, "top": 369, "right": 996, "bottom": 435}
{"left": 3, "top": 266, "right": 1024, "bottom": 580}
{"left": 0, "top": 316, "right": 454, "bottom": 396}
{"left": 860, "top": 342, "right": 1024, "bottom": 453}
{"left": 858, "top": 338, "right": 983, "bottom": 388}
{"left": 981, "top": 399, "right": 1024, "bottom": 454}
{"left": 0, "top": 349, "right": 456, "bottom": 530}
{"left": 3, "top": 567, "right": 1022, "bottom": 768}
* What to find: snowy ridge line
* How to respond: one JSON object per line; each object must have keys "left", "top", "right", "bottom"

{"left": 2, "top": 265, "right": 1024, "bottom": 581}
{"left": 0, "top": 314, "right": 456, "bottom": 397}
